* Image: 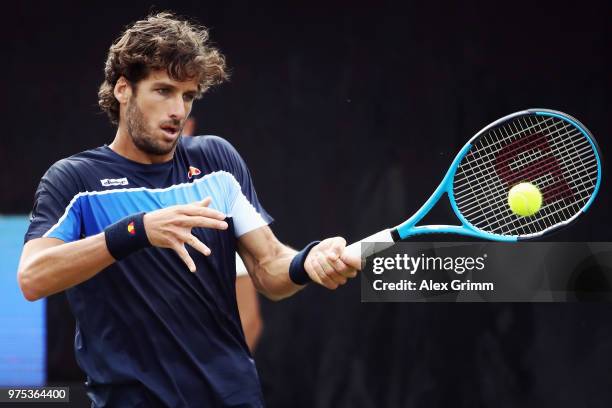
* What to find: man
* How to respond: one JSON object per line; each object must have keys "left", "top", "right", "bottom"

{"left": 18, "top": 12, "right": 358, "bottom": 407}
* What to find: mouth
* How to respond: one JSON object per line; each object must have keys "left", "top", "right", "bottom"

{"left": 160, "top": 124, "right": 179, "bottom": 138}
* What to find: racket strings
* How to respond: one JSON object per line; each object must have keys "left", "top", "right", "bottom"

{"left": 466, "top": 115, "right": 596, "bottom": 236}
{"left": 464, "top": 117, "right": 595, "bottom": 235}
{"left": 458, "top": 135, "right": 595, "bottom": 221}
{"left": 503, "top": 117, "right": 596, "bottom": 234}
{"left": 453, "top": 114, "right": 598, "bottom": 237}
{"left": 455, "top": 129, "right": 596, "bottom": 196}
{"left": 454, "top": 119, "right": 583, "bottom": 188}
{"left": 461, "top": 164, "right": 596, "bottom": 228}
{"left": 455, "top": 116, "right": 557, "bottom": 167}
{"left": 455, "top": 120, "right": 593, "bottom": 216}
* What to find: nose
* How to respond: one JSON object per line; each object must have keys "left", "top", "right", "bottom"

{"left": 168, "top": 95, "right": 186, "bottom": 121}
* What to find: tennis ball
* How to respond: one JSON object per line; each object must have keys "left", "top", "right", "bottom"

{"left": 508, "top": 182, "right": 543, "bottom": 217}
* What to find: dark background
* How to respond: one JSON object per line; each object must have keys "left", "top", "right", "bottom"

{"left": 5, "top": 0, "right": 612, "bottom": 406}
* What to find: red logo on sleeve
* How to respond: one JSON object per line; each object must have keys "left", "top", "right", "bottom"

{"left": 127, "top": 221, "right": 136, "bottom": 235}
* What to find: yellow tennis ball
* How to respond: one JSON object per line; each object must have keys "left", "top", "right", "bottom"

{"left": 508, "top": 182, "right": 543, "bottom": 217}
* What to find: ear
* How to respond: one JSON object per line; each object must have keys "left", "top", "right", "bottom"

{"left": 113, "top": 76, "right": 132, "bottom": 105}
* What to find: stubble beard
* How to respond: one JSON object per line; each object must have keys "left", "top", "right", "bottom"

{"left": 126, "top": 99, "right": 181, "bottom": 156}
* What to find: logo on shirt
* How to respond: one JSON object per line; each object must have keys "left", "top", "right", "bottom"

{"left": 101, "top": 177, "right": 129, "bottom": 187}
{"left": 127, "top": 221, "right": 136, "bottom": 235}
{"left": 188, "top": 166, "right": 202, "bottom": 179}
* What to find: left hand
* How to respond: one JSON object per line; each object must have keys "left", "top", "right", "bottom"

{"left": 305, "top": 237, "right": 358, "bottom": 289}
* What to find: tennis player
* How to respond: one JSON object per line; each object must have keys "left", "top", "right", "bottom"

{"left": 18, "top": 12, "right": 358, "bottom": 407}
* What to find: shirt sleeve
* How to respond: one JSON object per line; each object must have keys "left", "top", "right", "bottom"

{"left": 204, "top": 136, "right": 274, "bottom": 237}
{"left": 24, "top": 159, "right": 83, "bottom": 243}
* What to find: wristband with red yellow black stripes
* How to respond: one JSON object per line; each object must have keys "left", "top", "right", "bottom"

{"left": 104, "top": 212, "right": 152, "bottom": 260}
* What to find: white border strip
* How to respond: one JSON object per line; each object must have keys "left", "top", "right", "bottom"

{"left": 43, "top": 170, "right": 267, "bottom": 238}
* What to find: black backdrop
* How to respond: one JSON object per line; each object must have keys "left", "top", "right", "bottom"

{"left": 5, "top": 1, "right": 612, "bottom": 406}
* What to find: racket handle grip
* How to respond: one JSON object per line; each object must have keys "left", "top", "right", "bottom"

{"left": 344, "top": 229, "right": 395, "bottom": 269}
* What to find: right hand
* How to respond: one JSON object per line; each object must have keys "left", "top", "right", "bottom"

{"left": 143, "top": 197, "right": 228, "bottom": 272}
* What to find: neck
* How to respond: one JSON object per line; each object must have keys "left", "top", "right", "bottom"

{"left": 109, "top": 121, "right": 174, "bottom": 165}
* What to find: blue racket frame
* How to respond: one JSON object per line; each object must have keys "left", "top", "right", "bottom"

{"left": 392, "top": 109, "right": 602, "bottom": 242}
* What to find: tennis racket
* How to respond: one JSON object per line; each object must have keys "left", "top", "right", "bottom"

{"left": 344, "top": 109, "right": 602, "bottom": 263}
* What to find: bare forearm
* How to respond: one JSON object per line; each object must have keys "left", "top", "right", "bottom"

{"left": 18, "top": 234, "right": 115, "bottom": 301}
{"left": 241, "top": 243, "right": 303, "bottom": 301}
{"left": 253, "top": 246, "right": 302, "bottom": 300}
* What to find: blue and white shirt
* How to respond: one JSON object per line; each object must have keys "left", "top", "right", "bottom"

{"left": 25, "top": 136, "right": 272, "bottom": 407}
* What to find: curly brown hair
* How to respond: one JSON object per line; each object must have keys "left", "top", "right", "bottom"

{"left": 98, "top": 12, "right": 228, "bottom": 125}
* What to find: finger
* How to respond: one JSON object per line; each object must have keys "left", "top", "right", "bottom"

{"left": 202, "top": 205, "right": 226, "bottom": 218}
{"left": 184, "top": 216, "right": 228, "bottom": 230}
{"left": 317, "top": 253, "right": 346, "bottom": 286}
{"left": 184, "top": 206, "right": 227, "bottom": 220}
{"left": 303, "top": 260, "right": 324, "bottom": 286}
{"left": 340, "top": 249, "right": 362, "bottom": 271}
{"left": 179, "top": 198, "right": 213, "bottom": 214}
{"left": 173, "top": 243, "right": 196, "bottom": 273}
{"left": 329, "top": 237, "right": 347, "bottom": 259}
{"left": 330, "top": 256, "right": 347, "bottom": 272}
{"left": 319, "top": 252, "right": 349, "bottom": 281}
{"left": 331, "top": 258, "right": 358, "bottom": 278}
{"left": 185, "top": 234, "right": 211, "bottom": 256}
{"left": 308, "top": 256, "right": 338, "bottom": 289}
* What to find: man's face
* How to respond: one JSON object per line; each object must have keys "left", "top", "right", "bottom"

{"left": 125, "top": 70, "right": 198, "bottom": 156}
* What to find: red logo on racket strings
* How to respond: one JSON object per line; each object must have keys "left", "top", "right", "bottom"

{"left": 494, "top": 133, "right": 574, "bottom": 203}
{"left": 127, "top": 221, "right": 136, "bottom": 235}
{"left": 188, "top": 166, "right": 202, "bottom": 179}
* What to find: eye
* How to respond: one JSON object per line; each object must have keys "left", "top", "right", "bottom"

{"left": 183, "top": 93, "right": 196, "bottom": 102}
{"left": 156, "top": 88, "right": 170, "bottom": 95}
